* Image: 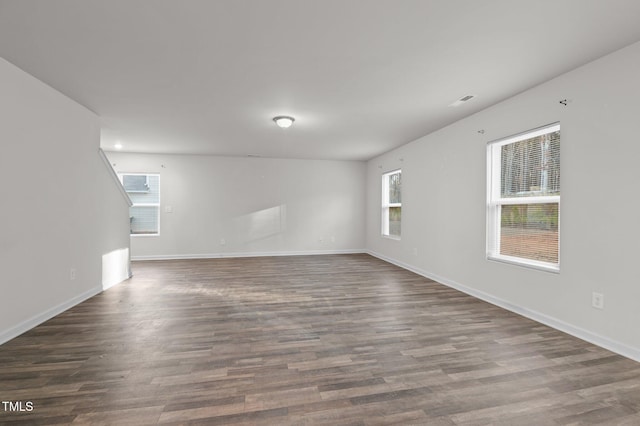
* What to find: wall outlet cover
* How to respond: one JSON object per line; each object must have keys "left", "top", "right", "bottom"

{"left": 592, "top": 292, "right": 604, "bottom": 309}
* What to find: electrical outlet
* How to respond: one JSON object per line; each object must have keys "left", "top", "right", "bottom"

{"left": 220, "top": 238, "right": 226, "bottom": 246}
{"left": 592, "top": 292, "right": 604, "bottom": 309}
{"left": 70, "top": 268, "right": 77, "bottom": 280}
{"left": 330, "top": 236, "right": 336, "bottom": 243}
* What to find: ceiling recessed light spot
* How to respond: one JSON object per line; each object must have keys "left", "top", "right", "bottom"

{"left": 115, "top": 141, "right": 123, "bottom": 149}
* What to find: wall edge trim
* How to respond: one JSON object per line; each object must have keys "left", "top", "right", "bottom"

{"left": 102, "top": 273, "right": 132, "bottom": 291}
{"left": 99, "top": 148, "right": 132, "bottom": 207}
{"left": 131, "top": 249, "right": 367, "bottom": 261}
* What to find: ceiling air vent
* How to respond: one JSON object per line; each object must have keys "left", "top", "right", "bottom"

{"left": 449, "top": 94, "right": 476, "bottom": 107}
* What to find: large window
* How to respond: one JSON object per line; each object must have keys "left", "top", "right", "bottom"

{"left": 119, "top": 173, "right": 160, "bottom": 236}
{"left": 487, "top": 123, "right": 560, "bottom": 271}
{"left": 382, "top": 169, "right": 401, "bottom": 238}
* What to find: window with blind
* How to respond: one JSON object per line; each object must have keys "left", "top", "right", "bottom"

{"left": 486, "top": 123, "right": 560, "bottom": 272}
{"left": 119, "top": 173, "right": 161, "bottom": 236}
{"left": 382, "top": 170, "right": 401, "bottom": 238}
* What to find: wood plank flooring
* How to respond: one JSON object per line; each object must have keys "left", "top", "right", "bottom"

{"left": 1, "top": 254, "right": 639, "bottom": 425}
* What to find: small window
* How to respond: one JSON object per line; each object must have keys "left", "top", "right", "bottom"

{"left": 487, "top": 123, "right": 560, "bottom": 272}
{"left": 382, "top": 169, "right": 401, "bottom": 238}
{"left": 119, "top": 173, "right": 160, "bottom": 236}
{"left": 122, "top": 174, "right": 149, "bottom": 193}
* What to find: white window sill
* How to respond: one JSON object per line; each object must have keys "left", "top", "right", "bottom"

{"left": 382, "top": 235, "right": 401, "bottom": 241}
{"left": 487, "top": 254, "right": 559, "bottom": 274}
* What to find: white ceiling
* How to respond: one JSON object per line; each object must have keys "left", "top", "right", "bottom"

{"left": 2, "top": 1, "right": 640, "bottom": 161}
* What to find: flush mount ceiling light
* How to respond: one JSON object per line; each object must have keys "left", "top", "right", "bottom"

{"left": 114, "top": 141, "right": 123, "bottom": 150}
{"left": 273, "top": 116, "right": 295, "bottom": 128}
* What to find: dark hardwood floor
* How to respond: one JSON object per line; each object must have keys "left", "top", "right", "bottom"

{"left": 1, "top": 254, "right": 639, "bottom": 425}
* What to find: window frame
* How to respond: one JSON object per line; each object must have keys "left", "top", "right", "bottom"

{"left": 486, "top": 123, "right": 560, "bottom": 273}
{"left": 119, "top": 172, "right": 161, "bottom": 237}
{"left": 381, "top": 169, "right": 402, "bottom": 239}
{"left": 121, "top": 174, "right": 150, "bottom": 193}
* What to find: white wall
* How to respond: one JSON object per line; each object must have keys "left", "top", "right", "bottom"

{"left": 0, "top": 58, "right": 131, "bottom": 344}
{"left": 106, "top": 153, "right": 366, "bottom": 259}
{"left": 366, "top": 41, "right": 640, "bottom": 360}
{"left": 97, "top": 151, "right": 133, "bottom": 290}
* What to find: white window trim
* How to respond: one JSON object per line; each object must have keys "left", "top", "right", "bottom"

{"left": 119, "top": 173, "right": 161, "bottom": 237}
{"left": 382, "top": 169, "right": 401, "bottom": 239}
{"left": 122, "top": 174, "right": 150, "bottom": 193}
{"left": 486, "top": 123, "right": 560, "bottom": 273}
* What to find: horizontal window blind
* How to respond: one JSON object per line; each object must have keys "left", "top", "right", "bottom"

{"left": 120, "top": 173, "right": 161, "bottom": 236}
{"left": 500, "top": 203, "right": 558, "bottom": 264}
{"left": 500, "top": 129, "right": 560, "bottom": 198}
{"left": 487, "top": 123, "right": 560, "bottom": 271}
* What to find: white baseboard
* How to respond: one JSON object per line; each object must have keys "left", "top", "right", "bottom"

{"left": 102, "top": 273, "right": 133, "bottom": 291}
{"left": 0, "top": 286, "right": 102, "bottom": 346}
{"left": 367, "top": 250, "right": 640, "bottom": 363}
{"left": 9, "top": 251, "right": 635, "bottom": 362}
{"left": 132, "top": 248, "right": 366, "bottom": 261}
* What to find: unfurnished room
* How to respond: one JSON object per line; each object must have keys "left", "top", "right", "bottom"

{"left": 1, "top": 1, "right": 640, "bottom": 425}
